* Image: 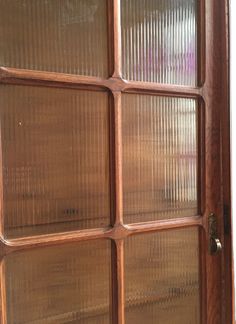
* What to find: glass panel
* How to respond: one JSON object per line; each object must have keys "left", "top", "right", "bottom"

{"left": 0, "top": 0, "right": 108, "bottom": 77}
{"left": 4, "top": 240, "right": 111, "bottom": 324}
{"left": 125, "top": 228, "right": 200, "bottom": 324}
{"left": 122, "top": 94, "right": 198, "bottom": 224}
{"left": 121, "top": 0, "right": 197, "bottom": 85}
{"left": 0, "top": 85, "right": 110, "bottom": 238}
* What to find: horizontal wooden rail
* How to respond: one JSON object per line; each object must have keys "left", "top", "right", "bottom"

{"left": 0, "top": 67, "right": 202, "bottom": 97}
{"left": 0, "top": 215, "right": 203, "bottom": 256}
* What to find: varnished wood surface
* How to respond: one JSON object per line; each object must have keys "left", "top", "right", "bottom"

{"left": 0, "top": 215, "right": 202, "bottom": 253}
{"left": 0, "top": 0, "right": 231, "bottom": 323}
{"left": 203, "top": 1, "right": 229, "bottom": 323}
{"left": 220, "top": 0, "right": 232, "bottom": 323}
{"left": 0, "top": 67, "right": 202, "bottom": 97}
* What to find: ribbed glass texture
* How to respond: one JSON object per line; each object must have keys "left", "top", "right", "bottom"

{"left": 0, "top": 85, "right": 110, "bottom": 238}
{"left": 122, "top": 94, "right": 198, "bottom": 224}
{"left": 121, "top": 0, "right": 197, "bottom": 85}
{"left": 0, "top": 0, "right": 108, "bottom": 77}
{"left": 125, "top": 228, "right": 200, "bottom": 324}
{"left": 4, "top": 240, "right": 111, "bottom": 323}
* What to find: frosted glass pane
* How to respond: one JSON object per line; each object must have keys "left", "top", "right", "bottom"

{"left": 125, "top": 228, "right": 200, "bottom": 324}
{"left": 0, "top": 85, "right": 110, "bottom": 238}
{"left": 122, "top": 94, "right": 198, "bottom": 224}
{"left": 4, "top": 240, "right": 111, "bottom": 323}
{"left": 0, "top": 0, "right": 108, "bottom": 77}
{"left": 121, "top": 0, "right": 197, "bottom": 85}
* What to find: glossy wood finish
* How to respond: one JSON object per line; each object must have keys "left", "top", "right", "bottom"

{"left": 0, "top": 67, "right": 202, "bottom": 96}
{"left": 203, "top": 1, "right": 230, "bottom": 323}
{"left": 219, "top": 1, "right": 232, "bottom": 323}
{"left": 0, "top": 0, "right": 231, "bottom": 323}
{"left": 0, "top": 216, "right": 202, "bottom": 253}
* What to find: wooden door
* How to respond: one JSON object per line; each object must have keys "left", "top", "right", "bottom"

{"left": 0, "top": 0, "right": 231, "bottom": 323}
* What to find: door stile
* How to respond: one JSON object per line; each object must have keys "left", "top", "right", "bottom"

{"left": 199, "top": 227, "right": 207, "bottom": 324}
{"left": 198, "top": 96, "right": 207, "bottom": 324}
{"left": 203, "top": 1, "right": 227, "bottom": 323}
{"left": 218, "top": 0, "right": 231, "bottom": 323}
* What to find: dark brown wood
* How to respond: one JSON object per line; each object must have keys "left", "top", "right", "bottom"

{"left": 0, "top": 67, "right": 202, "bottom": 97}
{"left": 199, "top": 227, "right": 207, "bottom": 324}
{"left": 0, "top": 0, "right": 231, "bottom": 323}
{"left": 220, "top": 1, "right": 232, "bottom": 323}
{"left": 202, "top": 1, "right": 228, "bottom": 323}
{"left": 198, "top": 97, "right": 206, "bottom": 216}
{"left": 197, "top": 0, "right": 206, "bottom": 86}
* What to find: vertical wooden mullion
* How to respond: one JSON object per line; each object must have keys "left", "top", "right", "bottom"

{"left": 197, "top": 0, "right": 206, "bottom": 87}
{"left": 112, "top": 0, "right": 122, "bottom": 78}
{"left": 107, "top": 0, "right": 115, "bottom": 76}
{"left": 109, "top": 0, "right": 125, "bottom": 322}
{"left": 113, "top": 91, "right": 123, "bottom": 226}
{"left": 110, "top": 0, "right": 125, "bottom": 318}
{"left": 111, "top": 90, "right": 125, "bottom": 324}
{"left": 0, "top": 260, "right": 7, "bottom": 324}
{"left": 111, "top": 239, "right": 125, "bottom": 324}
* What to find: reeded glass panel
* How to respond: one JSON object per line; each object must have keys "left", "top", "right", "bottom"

{"left": 121, "top": 0, "right": 197, "bottom": 85}
{"left": 0, "top": 0, "right": 108, "bottom": 77}
{"left": 122, "top": 94, "right": 198, "bottom": 224}
{"left": 0, "top": 85, "right": 110, "bottom": 238}
{"left": 125, "top": 228, "right": 200, "bottom": 324}
{"left": 4, "top": 240, "right": 111, "bottom": 324}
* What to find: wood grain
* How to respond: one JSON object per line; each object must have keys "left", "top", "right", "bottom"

{"left": 112, "top": 0, "right": 122, "bottom": 78}
{"left": 0, "top": 216, "right": 202, "bottom": 256}
{"left": 0, "top": 67, "right": 201, "bottom": 97}
{"left": 0, "top": 0, "right": 231, "bottom": 323}
{"left": 219, "top": 1, "right": 232, "bottom": 323}
{"left": 112, "top": 240, "right": 125, "bottom": 324}
{"left": 203, "top": 1, "right": 228, "bottom": 323}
